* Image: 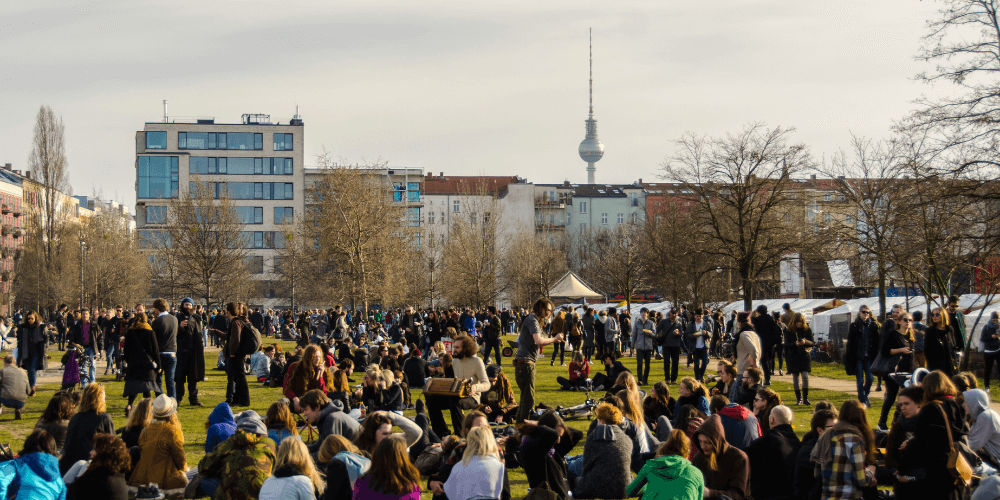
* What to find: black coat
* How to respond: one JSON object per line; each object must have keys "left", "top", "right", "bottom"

{"left": 518, "top": 425, "right": 580, "bottom": 499}
{"left": 845, "top": 318, "right": 880, "bottom": 363}
{"left": 746, "top": 423, "right": 800, "bottom": 500}
{"left": 897, "top": 398, "right": 970, "bottom": 500}
{"left": 60, "top": 410, "right": 115, "bottom": 474}
{"left": 793, "top": 431, "right": 822, "bottom": 500}
{"left": 925, "top": 324, "right": 957, "bottom": 376}
{"left": 68, "top": 321, "right": 101, "bottom": 352}
{"left": 754, "top": 313, "right": 782, "bottom": 349}
{"left": 175, "top": 311, "right": 206, "bottom": 381}
{"left": 16, "top": 323, "right": 46, "bottom": 365}
{"left": 783, "top": 326, "right": 814, "bottom": 374}
{"left": 67, "top": 466, "right": 128, "bottom": 500}
{"left": 123, "top": 325, "right": 160, "bottom": 382}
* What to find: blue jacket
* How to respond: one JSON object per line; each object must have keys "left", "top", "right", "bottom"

{"left": 205, "top": 402, "right": 237, "bottom": 453}
{"left": 0, "top": 452, "right": 67, "bottom": 500}
{"left": 267, "top": 428, "right": 300, "bottom": 448}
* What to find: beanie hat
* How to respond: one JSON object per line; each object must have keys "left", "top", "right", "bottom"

{"left": 236, "top": 410, "right": 267, "bottom": 435}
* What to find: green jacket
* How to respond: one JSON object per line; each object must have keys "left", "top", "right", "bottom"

{"left": 198, "top": 430, "right": 276, "bottom": 500}
{"left": 625, "top": 455, "right": 704, "bottom": 500}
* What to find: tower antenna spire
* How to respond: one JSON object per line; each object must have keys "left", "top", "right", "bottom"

{"left": 589, "top": 27, "right": 593, "bottom": 118}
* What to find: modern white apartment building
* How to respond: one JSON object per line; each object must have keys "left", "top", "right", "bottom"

{"left": 135, "top": 113, "right": 305, "bottom": 307}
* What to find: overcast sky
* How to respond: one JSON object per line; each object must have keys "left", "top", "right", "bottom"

{"left": 0, "top": 1, "right": 946, "bottom": 211}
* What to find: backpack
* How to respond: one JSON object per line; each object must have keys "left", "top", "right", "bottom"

{"left": 485, "top": 318, "right": 501, "bottom": 340}
{"left": 238, "top": 319, "right": 262, "bottom": 355}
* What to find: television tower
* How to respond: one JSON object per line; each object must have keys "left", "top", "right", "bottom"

{"left": 578, "top": 28, "right": 604, "bottom": 184}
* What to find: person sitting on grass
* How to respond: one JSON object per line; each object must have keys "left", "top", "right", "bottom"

{"left": 259, "top": 438, "right": 325, "bottom": 500}
{"left": 65, "top": 433, "right": 130, "bottom": 500}
{"left": 128, "top": 395, "right": 188, "bottom": 494}
{"left": 752, "top": 387, "right": 781, "bottom": 433}
{"left": 194, "top": 410, "right": 276, "bottom": 500}
{"left": 35, "top": 393, "right": 75, "bottom": 452}
{"left": 478, "top": 364, "right": 517, "bottom": 424}
{"left": 626, "top": 429, "right": 705, "bottom": 500}
{"left": 282, "top": 345, "right": 334, "bottom": 413}
{"left": 0, "top": 354, "right": 29, "bottom": 420}
{"left": 264, "top": 400, "right": 300, "bottom": 447}
{"left": 118, "top": 397, "right": 153, "bottom": 449}
{"left": 711, "top": 394, "right": 761, "bottom": 452}
{"left": 301, "top": 389, "right": 360, "bottom": 454}
{"left": 318, "top": 435, "right": 371, "bottom": 500}
{"left": 692, "top": 415, "right": 752, "bottom": 500}
{"left": 442, "top": 425, "right": 506, "bottom": 500}
{"left": 673, "top": 377, "right": 711, "bottom": 426}
{"left": 592, "top": 351, "right": 630, "bottom": 392}
{"left": 574, "top": 402, "right": 634, "bottom": 500}
{"left": 557, "top": 351, "right": 590, "bottom": 391}
{"left": 60, "top": 383, "right": 115, "bottom": 475}
{"left": 644, "top": 381, "right": 677, "bottom": 439}
{"left": 732, "top": 367, "right": 762, "bottom": 408}
{"left": 0, "top": 429, "right": 65, "bottom": 500}
{"left": 354, "top": 410, "right": 423, "bottom": 456}
{"left": 351, "top": 436, "right": 422, "bottom": 500}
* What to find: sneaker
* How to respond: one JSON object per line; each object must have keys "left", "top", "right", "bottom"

{"left": 796, "top": 399, "right": 802, "bottom": 406}
{"left": 877, "top": 423, "right": 889, "bottom": 432}
{"left": 594, "top": 385, "right": 605, "bottom": 392}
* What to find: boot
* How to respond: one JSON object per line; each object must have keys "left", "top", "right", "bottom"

{"left": 802, "top": 388, "right": 811, "bottom": 405}
{"left": 795, "top": 390, "right": 802, "bottom": 406}
{"left": 14, "top": 409, "right": 21, "bottom": 420}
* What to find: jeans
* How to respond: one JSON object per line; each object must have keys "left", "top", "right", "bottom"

{"left": 83, "top": 347, "right": 97, "bottom": 388}
{"left": 692, "top": 347, "right": 709, "bottom": 381}
{"left": 663, "top": 346, "right": 681, "bottom": 383}
{"left": 0, "top": 397, "right": 25, "bottom": 409}
{"left": 761, "top": 346, "right": 774, "bottom": 383}
{"left": 514, "top": 361, "right": 536, "bottom": 423}
{"left": 635, "top": 349, "right": 652, "bottom": 384}
{"left": 105, "top": 344, "right": 116, "bottom": 372}
{"left": 855, "top": 358, "right": 874, "bottom": 405}
{"left": 158, "top": 352, "right": 177, "bottom": 398}
{"left": 25, "top": 342, "right": 45, "bottom": 388}
{"left": 549, "top": 341, "right": 565, "bottom": 365}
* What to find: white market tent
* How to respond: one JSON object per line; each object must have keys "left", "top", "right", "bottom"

{"left": 548, "top": 272, "right": 603, "bottom": 300}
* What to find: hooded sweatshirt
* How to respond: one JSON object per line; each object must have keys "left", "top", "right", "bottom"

{"left": 691, "top": 415, "right": 751, "bottom": 500}
{"left": 966, "top": 389, "right": 1000, "bottom": 464}
{"left": 574, "top": 423, "right": 633, "bottom": 500}
{"left": 626, "top": 454, "right": 704, "bottom": 500}
{"left": 715, "top": 404, "right": 761, "bottom": 451}
{"left": 198, "top": 429, "right": 277, "bottom": 500}
{"left": 206, "top": 402, "right": 237, "bottom": 453}
{"left": 0, "top": 452, "right": 67, "bottom": 500}
{"left": 306, "top": 401, "right": 361, "bottom": 454}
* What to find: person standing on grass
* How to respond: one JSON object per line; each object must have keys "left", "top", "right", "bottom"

{"left": 633, "top": 307, "right": 656, "bottom": 386}
{"left": 876, "top": 311, "right": 914, "bottom": 431}
{"left": 150, "top": 298, "right": 178, "bottom": 399}
{"left": 982, "top": 311, "right": 1000, "bottom": 390}
{"left": 225, "top": 302, "right": 252, "bottom": 407}
{"left": 785, "top": 312, "right": 815, "bottom": 406}
{"left": 175, "top": 297, "right": 204, "bottom": 406}
{"left": 512, "top": 298, "right": 561, "bottom": 423}
{"left": 845, "top": 306, "right": 880, "bottom": 407}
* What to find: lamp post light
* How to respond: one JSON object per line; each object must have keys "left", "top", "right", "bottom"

{"left": 79, "top": 240, "right": 86, "bottom": 309}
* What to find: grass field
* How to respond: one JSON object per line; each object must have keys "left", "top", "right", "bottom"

{"left": 0, "top": 337, "right": 888, "bottom": 499}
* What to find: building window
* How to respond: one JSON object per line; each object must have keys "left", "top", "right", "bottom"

{"left": 146, "top": 206, "right": 167, "bottom": 224}
{"left": 137, "top": 156, "right": 179, "bottom": 199}
{"left": 273, "top": 133, "right": 293, "bottom": 151}
{"left": 453, "top": 200, "right": 459, "bottom": 212}
{"left": 655, "top": 214, "right": 662, "bottom": 223}
{"left": 273, "top": 257, "right": 284, "bottom": 273}
{"left": 580, "top": 223, "right": 587, "bottom": 233}
{"left": 191, "top": 182, "right": 293, "bottom": 200}
{"left": 408, "top": 207, "right": 421, "bottom": 227}
{"left": 824, "top": 193, "right": 832, "bottom": 201}
{"left": 838, "top": 194, "right": 846, "bottom": 202}
{"left": 178, "top": 132, "right": 262, "bottom": 150}
{"left": 274, "top": 207, "right": 294, "bottom": 224}
{"left": 428, "top": 213, "right": 435, "bottom": 224}
{"left": 236, "top": 206, "right": 263, "bottom": 224}
{"left": 601, "top": 213, "right": 608, "bottom": 224}
{"left": 146, "top": 131, "right": 167, "bottom": 150}
{"left": 239, "top": 231, "right": 287, "bottom": 249}
{"left": 407, "top": 183, "right": 421, "bottom": 202}
{"left": 189, "top": 157, "right": 292, "bottom": 175}
{"left": 566, "top": 213, "right": 571, "bottom": 225}
{"left": 846, "top": 215, "right": 854, "bottom": 225}
{"left": 245, "top": 256, "right": 264, "bottom": 274}
{"left": 579, "top": 202, "right": 587, "bottom": 213}
{"left": 617, "top": 213, "right": 624, "bottom": 223}
{"left": 824, "top": 213, "right": 832, "bottom": 224}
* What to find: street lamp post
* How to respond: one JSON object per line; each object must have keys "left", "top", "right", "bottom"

{"left": 79, "top": 240, "right": 86, "bottom": 309}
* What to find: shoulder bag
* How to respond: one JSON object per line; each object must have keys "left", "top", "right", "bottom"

{"left": 936, "top": 401, "right": 973, "bottom": 486}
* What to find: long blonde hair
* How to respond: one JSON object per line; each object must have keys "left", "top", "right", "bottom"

{"left": 124, "top": 398, "right": 153, "bottom": 431}
{"left": 617, "top": 388, "right": 647, "bottom": 433}
{"left": 318, "top": 434, "right": 361, "bottom": 464}
{"left": 78, "top": 383, "right": 106, "bottom": 414}
{"left": 462, "top": 425, "right": 499, "bottom": 466}
{"left": 276, "top": 437, "right": 325, "bottom": 494}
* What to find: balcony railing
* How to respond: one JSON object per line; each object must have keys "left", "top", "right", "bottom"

{"left": 534, "top": 198, "right": 569, "bottom": 208}
{"left": 1, "top": 205, "right": 9, "bottom": 215}
{"left": 535, "top": 223, "right": 566, "bottom": 230}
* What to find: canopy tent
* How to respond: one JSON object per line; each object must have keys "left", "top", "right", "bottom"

{"left": 548, "top": 272, "right": 603, "bottom": 300}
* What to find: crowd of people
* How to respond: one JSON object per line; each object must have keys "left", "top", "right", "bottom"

{"left": 0, "top": 295, "right": 999, "bottom": 499}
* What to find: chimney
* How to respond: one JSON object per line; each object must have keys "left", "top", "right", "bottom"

{"left": 810, "top": 174, "right": 817, "bottom": 182}
{"left": 439, "top": 172, "right": 444, "bottom": 177}
{"left": 3, "top": 164, "right": 10, "bottom": 171}
{"left": 638, "top": 178, "right": 643, "bottom": 185}
{"left": 25, "top": 170, "right": 32, "bottom": 180}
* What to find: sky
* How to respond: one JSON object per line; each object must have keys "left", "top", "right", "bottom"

{"left": 0, "top": 0, "right": 947, "bottom": 212}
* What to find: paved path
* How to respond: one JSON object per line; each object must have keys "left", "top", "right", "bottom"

{"left": 769, "top": 370, "right": 1000, "bottom": 413}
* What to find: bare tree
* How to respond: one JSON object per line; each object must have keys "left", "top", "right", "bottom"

{"left": 272, "top": 224, "right": 322, "bottom": 310}
{"left": 643, "top": 206, "right": 730, "bottom": 308}
{"left": 578, "top": 223, "right": 647, "bottom": 313}
{"left": 440, "top": 189, "right": 507, "bottom": 308}
{"left": 149, "top": 180, "right": 255, "bottom": 309}
{"left": 661, "top": 123, "right": 813, "bottom": 310}
{"left": 824, "top": 136, "right": 908, "bottom": 323}
{"left": 15, "top": 105, "right": 77, "bottom": 311}
{"left": 308, "top": 155, "right": 411, "bottom": 313}
{"left": 504, "top": 233, "right": 568, "bottom": 307}
{"left": 79, "top": 208, "right": 149, "bottom": 309}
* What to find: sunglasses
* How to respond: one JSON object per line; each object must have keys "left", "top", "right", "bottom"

{"left": 899, "top": 319, "right": 912, "bottom": 323}
{"left": 860, "top": 311, "right": 870, "bottom": 315}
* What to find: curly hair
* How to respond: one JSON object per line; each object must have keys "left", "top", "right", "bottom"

{"left": 78, "top": 383, "right": 106, "bottom": 414}
{"left": 595, "top": 402, "right": 623, "bottom": 425}
{"left": 40, "top": 393, "right": 75, "bottom": 423}
{"left": 89, "top": 434, "right": 131, "bottom": 474}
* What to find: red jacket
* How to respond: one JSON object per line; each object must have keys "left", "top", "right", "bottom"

{"left": 569, "top": 361, "right": 589, "bottom": 380}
